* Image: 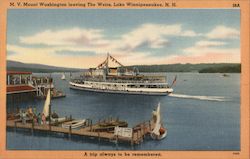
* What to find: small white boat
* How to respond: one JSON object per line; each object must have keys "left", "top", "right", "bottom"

{"left": 51, "top": 117, "right": 67, "bottom": 123}
{"left": 222, "top": 73, "right": 230, "bottom": 77}
{"left": 62, "top": 119, "right": 86, "bottom": 129}
{"left": 61, "top": 73, "right": 66, "bottom": 80}
{"left": 150, "top": 103, "right": 167, "bottom": 140}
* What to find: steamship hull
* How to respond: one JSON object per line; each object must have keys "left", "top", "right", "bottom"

{"left": 69, "top": 81, "right": 173, "bottom": 96}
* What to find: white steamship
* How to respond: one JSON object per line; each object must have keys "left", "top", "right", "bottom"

{"left": 69, "top": 54, "right": 175, "bottom": 95}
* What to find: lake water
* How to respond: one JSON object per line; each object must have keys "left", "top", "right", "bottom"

{"left": 6, "top": 73, "right": 240, "bottom": 150}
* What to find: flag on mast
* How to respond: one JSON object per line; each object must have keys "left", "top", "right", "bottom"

{"left": 171, "top": 75, "right": 177, "bottom": 87}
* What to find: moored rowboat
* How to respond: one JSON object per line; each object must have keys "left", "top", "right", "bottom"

{"left": 62, "top": 119, "right": 86, "bottom": 129}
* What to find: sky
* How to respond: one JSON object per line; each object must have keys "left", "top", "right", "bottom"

{"left": 7, "top": 9, "right": 240, "bottom": 69}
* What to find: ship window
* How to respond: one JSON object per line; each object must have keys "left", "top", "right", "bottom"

{"left": 129, "top": 85, "right": 136, "bottom": 88}
{"left": 140, "top": 85, "right": 147, "bottom": 88}
{"left": 149, "top": 85, "right": 157, "bottom": 88}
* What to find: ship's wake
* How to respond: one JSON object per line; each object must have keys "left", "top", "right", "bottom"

{"left": 169, "top": 93, "right": 226, "bottom": 102}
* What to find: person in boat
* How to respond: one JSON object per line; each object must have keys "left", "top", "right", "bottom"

{"left": 21, "top": 110, "right": 27, "bottom": 124}
{"left": 159, "top": 126, "right": 166, "bottom": 135}
{"left": 7, "top": 112, "right": 15, "bottom": 120}
{"left": 41, "top": 113, "right": 46, "bottom": 125}
{"left": 37, "top": 113, "right": 41, "bottom": 125}
{"left": 51, "top": 110, "right": 59, "bottom": 119}
{"left": 11, "top": 107, "right": 21, "bottom": 119}
{"left": 27, "top": 107, "right": 34, "bottom": 118}
{"left": 33, "top": 107, "right": 37, "bottom": 116}
{"left": 33, "top": 115, "right": 38, "bottom": 125}
{"left": 18, "top": 109, "right": 22, "bottom": 118}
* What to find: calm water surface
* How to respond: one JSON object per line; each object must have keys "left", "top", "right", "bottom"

{"left": 6, "top": 73, "right": 240, "bottom": 150}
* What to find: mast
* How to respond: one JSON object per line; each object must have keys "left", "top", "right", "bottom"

{"left": 96, "top": 53, "right": 124, "bottom": 69}
{"left": 106, "top": 52, "right": 109, "bottom": 69}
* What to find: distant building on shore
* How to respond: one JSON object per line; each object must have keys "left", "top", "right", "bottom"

{"left": 7, "top": 71, "right": 36, "bottom": 95}
{"left": 6, "top": 71, "right": 54, "bottom": 112}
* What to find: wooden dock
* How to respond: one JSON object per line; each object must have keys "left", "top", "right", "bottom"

{"left": 6, "top": 117, "right": 155, "bottom": 145}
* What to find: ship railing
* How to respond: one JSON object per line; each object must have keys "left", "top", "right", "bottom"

{"left": 71, "top": 78, "right": 166, "bottom": 84}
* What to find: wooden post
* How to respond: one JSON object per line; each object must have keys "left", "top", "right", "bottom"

{"left": 69, "top": 125, "right": 72, "bottom": 139}
{"left": 87, "top": 119, "right": 90, "bottom": 126}
{"left": 149, "top": 120, "right": 151, "bottom": 130}
{"left": 85, "top": 119, "right": 88, "bottom": 126}
{"left": 143, "top": 122, "right": 146, "bottom": 137}
{"left": 116, "top": 135, "right": 118, "bottom": 144}
{"left": 14, "top": 121, "right": 17, "bottom": 132}
{"left": 49, "top": 123, "right": 51, "bottom": 131}
{"left": 141, "top": 124, "right": 144, "bottom": 136}
{"left": 90, "top": 120, "right": 92, "bottom": 131}
{"left": 140, "top": 126, "right": 142, "bottom": 140}
{"left": 31, "top": 120, "right": 34, "bottom": 135}
{"left": 141, "top": 124, "right": 144, "bottom": 142}
{"left": 131, "top": 128, "right": 134, "bottom": 146}
{"left": 137, "top": 130, "right": 139, "bottom": 141}
{"left": 98, "top": 132, "right": 100, "bottom": 142}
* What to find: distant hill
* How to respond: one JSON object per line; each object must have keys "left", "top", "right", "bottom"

{"left": 7, "top": 60, "right": 241, "bottom": 73}
{"left": 125, "top": 63, "right": 241, "bottom": 73}
{"left": 7, "top": 60, "right": 84, "bottom": 73}
{"left": 198, "top": 64, "right": 241, "bottom": 73}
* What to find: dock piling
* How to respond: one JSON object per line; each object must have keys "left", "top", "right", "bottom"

{"left": 31, "top": 120, "right": 34, "bottom": 135}
{"left": 131, "top": 128, "right": 134, "bottom": 146}
{"left": 140, "top": 124, "right": 144, "bottom": 142}
{"left": 69, "top": 125, "right": 72, "bottom": 139}
{"left": 86, "top": 119, "right": 88, "bottom": 126}
{"left": 14, "top": 121, "right": 17, "bottom": 132}
{"left": 116, "top": 135, "right": 118, "bottom": 144}
{"left": 149, "top": 120, "right": 151, "bottom": 130}
{"left": 98, "top": 132, "right": 100, "bottom": 142}
{"left": 90, "top": 120, "right": 92, "bottom": 131}
{"left": 142, "top": 122, "right": 145, "bottom": 138}
{"left": 136, "top": 130, "right": 139, "bottom": 141}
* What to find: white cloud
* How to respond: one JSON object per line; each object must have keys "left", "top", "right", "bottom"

{"left": 19, "top": 24, "right": 200, "bottom": 53}
{"left": 206, "top": 25, "right": 239, "bottom": 39}
{"left": 195, "top": 40, "right": 226, "bottom": 47}
{"left": 20, "top": 27, "right": 108, "bottom": 47}
{"left": 7, "top": 44, "right": 154, "bottom": 67}
{"left": 117, "top": 24, "right": 181, "bottom": 50}
{"left": 182, "top": 40, "right": 239, "bottom": 58}
{"left": 181, "top": 30, "right": 200, "bottom": 37}
{"left": 184, "top": 46, "right": 239, "bottom": 56}
{"left": 15, "top": 24, "right": 189, "bottom": 64}
{"left": 115, "top": 23, "right": 200, "bottom": 51}
{"left": 8, "top": 24, "right": 240, "bottom": 67}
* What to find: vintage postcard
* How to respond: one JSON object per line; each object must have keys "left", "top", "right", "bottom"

{"left": 0, "top": 0, "right": 249, "bottom": 159}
